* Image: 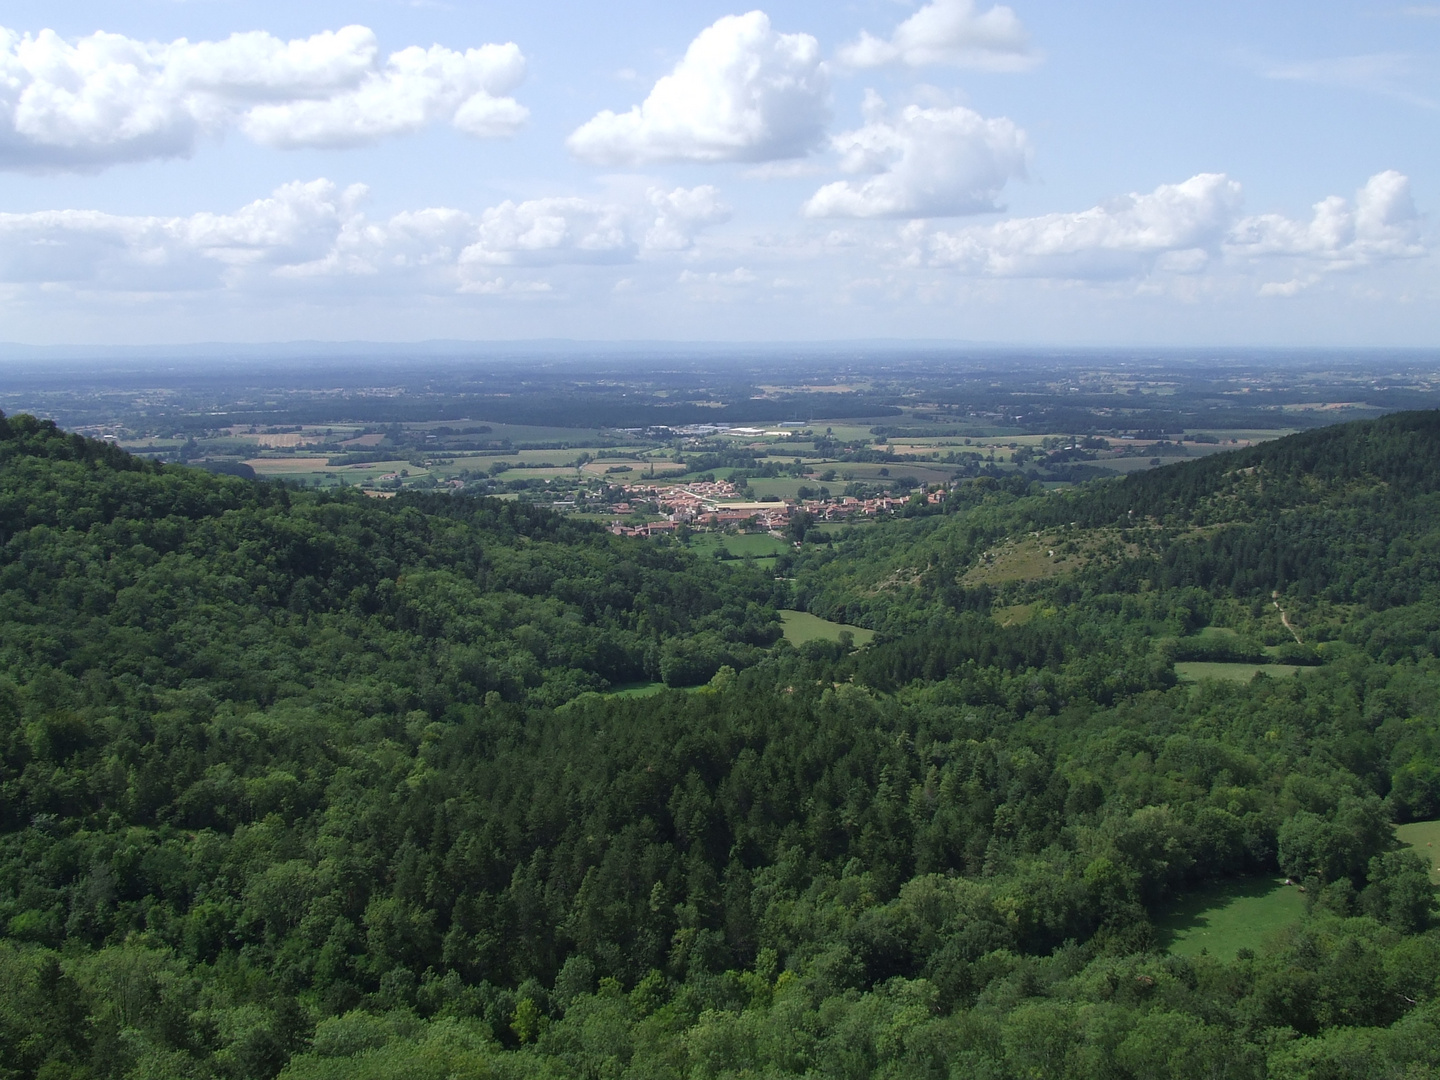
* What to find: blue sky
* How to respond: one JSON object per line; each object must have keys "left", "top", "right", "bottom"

{"left": 0, "top": 0, "right": 1435, "bottom": 345}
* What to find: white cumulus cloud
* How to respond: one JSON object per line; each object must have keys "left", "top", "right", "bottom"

{"left": 645, "top": 186, "right": 731, "bottom": 250}
{"left": 0, "top": 179, "right": 364, "bottom": 288}
{"left": 837, "top": 0, "right": 1036, "bottom": 71}
{"left": 0, "top": 24, "right": 527, "bottom": 170}
{"left": 458, "top": 276, "right": 553, "bottom": 296}
{"left": 0, "top": 181, "right": 729, "bottom": 293}
{"left": 459, "top": 198, "right": 635, "bottom": 268}
{"left": 679, "top": 266, "right": 757, "bottom": 285}
{"left": 916, "top": 173, "right": 1245, "bottom": 277}
{"left": 803, "top": 93, "right": 1029, "bottom": 218}
{"left": 1257, "top": 278, "right": 1315, "bottom": 297}
{"left": 1228, "top": 171, "right": 1424, "bottom": 267}
{"left": 242, "top": 42, "right": 527, "bottom": 148}
{"left": 908, "top": 170, "right": 1424, "bottom": 282}
{"left": 567, "top": 11, "right": 829, "bottom": 165}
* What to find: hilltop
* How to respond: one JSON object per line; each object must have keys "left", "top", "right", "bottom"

{"left": 795, "top": 410, "right": 1440, "bottom": 642}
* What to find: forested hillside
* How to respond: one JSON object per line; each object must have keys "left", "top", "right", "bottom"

{"left": 3, "top": 409, "right": 1440, "bottom": 1080}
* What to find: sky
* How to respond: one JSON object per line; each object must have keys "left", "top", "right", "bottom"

{"left": 0, "top": 0, "right": 1435, "bottom": 347}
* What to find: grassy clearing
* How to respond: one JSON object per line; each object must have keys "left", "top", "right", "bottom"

{"left": 1396, "top": 820, "right": 1440, "bottom": 884}
{"left": 837, "top": 463, "right": 958, "bottom": 485}
{"left": 605, "top": 681, "right": 669, "bottom": 698}
{"left": 1157, "top": 876, "right": 1308, "bottom": 959}
{"left": 1175, "top": 662, "right": 1303, "bottom": 682}
{"left": 779, "top": 610, "right": 875, "bottom": 647}
{"left": 687, "top": 533, "right": 789, "bottom": 560}
{"left": 479, "top": 449, "right": 588, "bottom": 466}
{"left": 804, "top": 421, "right": 897, "bottom": 440}
{"left": 485, "top": 467, "right": 571, "bottom": 481}
{"left": 746, "top": 478, "right": 811, "bottom": 500}
{"left": 960, "top": 529, "right": 1113, "bottom": 587}
{"left": 961, "top": 537, "right": 1078, "bottom": 586}
{"left": 242, "top": 458, "right": 452, "bottom": 490}
{"left": 244, "top": 457, "right": 335, "bottom": 475}
{"left": 685, "top": 534, "right": 724, "bottom": 557}
{"left": 723, "top": 533, "right": 789, "bottom": 557}
{"left": 1104, "top": 456, "right": 1177, "bottom": 473}
{"left": 663, "top": 466, "right": 748, "bottom": 482}
{"left": 993, "top": 604, "right": 1037, "bottom": 627}
{"left": 579, "top": 462, "right": 640, "bottom": 477}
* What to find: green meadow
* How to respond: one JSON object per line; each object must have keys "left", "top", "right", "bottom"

{"left": 603, "top": 681, "right": 670, "bottom": 699}
{"left": 689, "top": 532, "right": 790, "bottom": 559}
{"left": 1396, "top": 819, "right": 1440, "bottom": 884}
{"left": 1157, "top": 877, "right": 1309, "bottom": 959}
{"left": 1175, "top": 661, "right": 1303, "bottom": 682}
{"left": 779, "top": 610, "right": 875, "bottom": 647}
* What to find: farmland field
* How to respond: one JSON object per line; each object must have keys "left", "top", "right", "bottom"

{"left": 243, "top": 456, "right": 334, "bottom": 475}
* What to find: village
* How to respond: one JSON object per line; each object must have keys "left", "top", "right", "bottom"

{"left": 602, "top": 476, "right": 942, "bottom": 538}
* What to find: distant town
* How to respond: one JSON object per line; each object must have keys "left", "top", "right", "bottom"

{"left": 600, "top": 476, "right": 925, "bottom": 538}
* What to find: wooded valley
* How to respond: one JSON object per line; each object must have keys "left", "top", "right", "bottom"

{"left": 2, "top": 408, "right": 1439, "bottom": 1079}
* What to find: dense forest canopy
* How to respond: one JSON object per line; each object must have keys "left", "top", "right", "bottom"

{"left": 2, "top": 408, "right": 1440, "bottom": 1080}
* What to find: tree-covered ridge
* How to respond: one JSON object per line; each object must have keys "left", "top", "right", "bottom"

{"left": 1, "top": 410, "right": 1439, "bottom": 1080}
{"left": 0, "top": 411, "right": 782, "bottom": 719}
{"left": 1063, "top": 408, "right": 1440, "bottom": 524}
{"left": 794, "top": 409, "right": 1440, "bottom": 636}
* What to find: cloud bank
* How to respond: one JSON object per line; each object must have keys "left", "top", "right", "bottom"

{"left": 909, "top": 171, "right": 1423, "bottom": 281}
{"left": 0, "top": 180, "right": 728, "bottom": 294}
{"left": 567, "top": 11, "right": 829, "bottom": 165}
{"left": 0, "top": 24, "right": 528, "bottom": 170}
{"left": 0, "top": 171, "right": 1419, "bottom": 308}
